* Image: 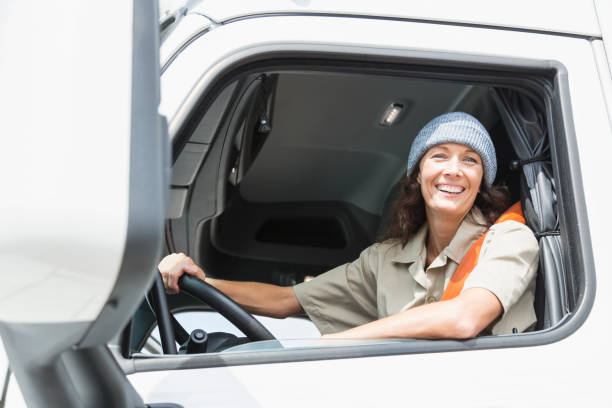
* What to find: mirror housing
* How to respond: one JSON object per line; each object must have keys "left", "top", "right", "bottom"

{"left": 0, "top": 1, "right": 166, "bottom": 406}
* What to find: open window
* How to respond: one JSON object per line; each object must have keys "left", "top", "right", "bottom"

{"left": 127, "top": 53, "right": 592, "bottom": 366}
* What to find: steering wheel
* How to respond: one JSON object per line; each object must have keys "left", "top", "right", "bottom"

{"left": 149, "top": 274, "right": 276, "bottom": 354}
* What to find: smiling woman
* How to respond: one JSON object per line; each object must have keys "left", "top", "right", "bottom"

{"left": 160, "top": 112, "right": 539, "bottom": 340}
{"left": 293, "top": 112, "right": 537, "bottom": 338}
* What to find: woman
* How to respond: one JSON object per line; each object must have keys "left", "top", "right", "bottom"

{"left": 159, "top": 112, "right": 539, "bottom": 339}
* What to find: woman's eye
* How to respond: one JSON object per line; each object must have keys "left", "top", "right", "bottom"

{"left": 464, "top": 156, "right": 478, "bottom": 163}
{"left": 432, "top": 153, "right": 446, "bottom": 159}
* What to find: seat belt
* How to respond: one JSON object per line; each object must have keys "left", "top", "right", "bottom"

{"left": 439, "top": 202, "right": 525, "bottom": 301}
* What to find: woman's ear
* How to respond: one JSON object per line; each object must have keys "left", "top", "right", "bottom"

{"left": 416, "top": 172, "right": 421, "bottom": 184}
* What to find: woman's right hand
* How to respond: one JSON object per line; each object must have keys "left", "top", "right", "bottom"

{"left": 158, "top": 253, "right": 206, "bottom": 294}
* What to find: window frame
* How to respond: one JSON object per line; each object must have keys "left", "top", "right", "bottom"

{"left": 123, "top": 48, "right": 595, "bottom": 374}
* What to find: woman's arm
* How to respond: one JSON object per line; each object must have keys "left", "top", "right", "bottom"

{"left": 158, "top": 253, "right": 303, "bottom": 319}
{"left": 322, "top": 287, "right": 502, "bottom": 339}
{"left": 206, "top": 278, "right": 303, "bottom": 319}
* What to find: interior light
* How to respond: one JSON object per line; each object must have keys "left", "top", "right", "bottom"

{"left": 379, "top": 103, "right": 404, "bottom": 126}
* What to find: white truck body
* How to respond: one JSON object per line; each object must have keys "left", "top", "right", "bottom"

{"left": 1, "top": 1, "right": 612, "bottom": 407}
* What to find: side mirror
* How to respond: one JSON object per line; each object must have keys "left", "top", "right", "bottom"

{"left": 0, "top": 2, "right": 167, "bottom": 407}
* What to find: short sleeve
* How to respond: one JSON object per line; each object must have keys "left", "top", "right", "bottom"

{"left": 293, "top": 244, "right": 380, "bottom": 334}
{"left": 462, "top": 220, "right": 539, "bottom": 333}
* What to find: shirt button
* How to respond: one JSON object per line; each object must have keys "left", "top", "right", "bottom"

{"left": 426, "top": 296, "right": 437, "bottom": 304}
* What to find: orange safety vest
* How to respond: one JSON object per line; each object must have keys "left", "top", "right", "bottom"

{"left": 439, "top": 202, "right": 525, "bottom": 301}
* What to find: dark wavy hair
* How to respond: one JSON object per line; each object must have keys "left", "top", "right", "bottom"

{"left": 380, "top": 171, "right": 512, "bottom": 245}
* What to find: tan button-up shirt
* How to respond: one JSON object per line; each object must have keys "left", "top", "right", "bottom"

{"left": 293, "top": 209, "right": 539, "bottom": 336}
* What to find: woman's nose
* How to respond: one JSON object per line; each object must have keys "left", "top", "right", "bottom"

{"left": 443, "top": 159, "right": 462, "bottom": 176}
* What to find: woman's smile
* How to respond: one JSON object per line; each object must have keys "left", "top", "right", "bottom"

{"left": 435, "top": 183, "right": 465, "bottom": 195}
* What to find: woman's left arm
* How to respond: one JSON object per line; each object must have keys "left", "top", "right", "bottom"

{"left": 322, "top": 287, "right": 502, "bottom": 339}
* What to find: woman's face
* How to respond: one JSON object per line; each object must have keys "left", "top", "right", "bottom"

{"left": 417, "top": 142, "right": 484, "bottom": 218}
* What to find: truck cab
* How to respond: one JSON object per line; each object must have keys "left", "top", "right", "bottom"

{"left": 2, "top": 1, "right": 612, "bottom": 406}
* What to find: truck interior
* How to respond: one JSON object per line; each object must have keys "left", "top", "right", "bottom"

{"left": 128, "top": 57, "right": 578, "bottom": 358}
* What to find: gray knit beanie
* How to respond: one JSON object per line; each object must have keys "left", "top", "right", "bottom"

{"left": 406, "top": 112, "right": 497, "bottom": 186}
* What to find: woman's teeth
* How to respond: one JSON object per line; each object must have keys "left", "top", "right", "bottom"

{"left": 437, "top": 185, "right": 464, "bottom": 194}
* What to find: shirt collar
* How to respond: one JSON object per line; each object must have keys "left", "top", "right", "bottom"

{"left": 390, "top": 207, "right": 489, "bottom": 264}
{"left": 390, "top": 223, "right": 427, "bottom": 264}
{"left": 444, "top": 207, "right": 489, "bottom": 263}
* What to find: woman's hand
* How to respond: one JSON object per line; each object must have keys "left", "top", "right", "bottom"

{"left": 158, "top": 253, "right": 206, "bottom": 294}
